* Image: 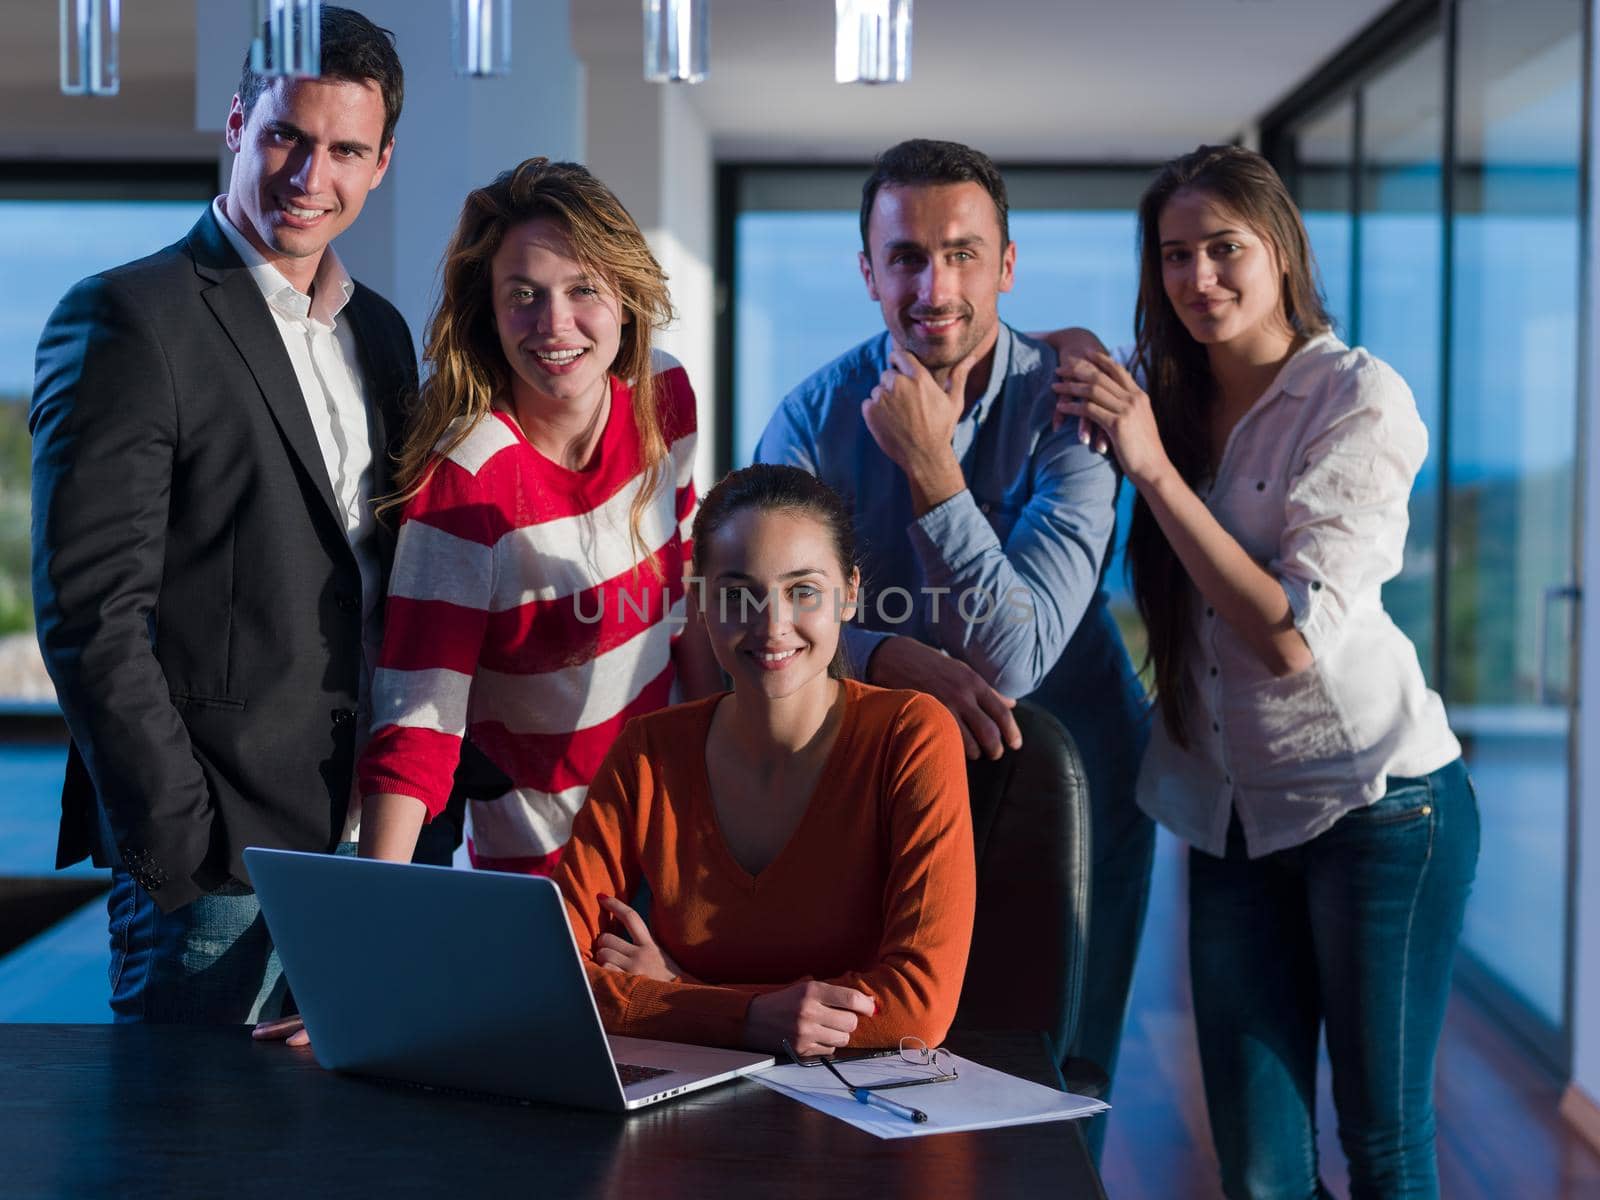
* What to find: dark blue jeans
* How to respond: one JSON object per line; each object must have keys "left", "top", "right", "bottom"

{"left": 1188, "top": 760, "right": 1478, "bottom": 1200}
{"left": 108, "top": 842, "right": 359, "bottom": 1024}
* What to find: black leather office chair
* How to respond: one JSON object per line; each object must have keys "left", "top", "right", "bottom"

{"left": 950, "top": 700, "right": 1092, "bottom": 1070}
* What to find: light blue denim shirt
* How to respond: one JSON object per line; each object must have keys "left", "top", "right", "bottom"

{"left": 755, "top": 325, "right": 1119, "bottom": 700}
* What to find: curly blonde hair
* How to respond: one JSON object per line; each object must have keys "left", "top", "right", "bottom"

{"left": 383, "top": 157, "right": 675, "bottom": 565}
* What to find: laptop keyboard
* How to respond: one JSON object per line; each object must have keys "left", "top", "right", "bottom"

{"left": 617, "top": 1062, "right": 675, "bottom": 1087}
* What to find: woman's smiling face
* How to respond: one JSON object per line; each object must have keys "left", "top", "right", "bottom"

{"left": 490, "top": 216, "right": 627, "bottom": 414}
{"left": 700, "top": 507, "right": 859, "bottom": 704}
{"left": 1158, "top": 187, "right": 1290, "bottom": 353}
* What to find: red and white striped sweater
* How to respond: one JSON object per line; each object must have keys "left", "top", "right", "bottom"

{"left": 358, "top": 359, "right": 698, "bottom": 873}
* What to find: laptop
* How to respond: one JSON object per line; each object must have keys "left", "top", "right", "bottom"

{"left": 244, "top": 848, "right": 774, "bottom": 1112}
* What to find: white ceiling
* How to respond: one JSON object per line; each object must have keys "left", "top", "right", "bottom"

{"left": 0, "top": 0, "right": 208, "bottom": 158}
{"left": 573, "top": 0, "right": 1396, "bottom": 161}
{"left": 0, "top": 0, "right": 1396, "bottom": 162}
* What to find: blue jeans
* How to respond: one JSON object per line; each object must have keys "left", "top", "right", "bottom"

{"left": 108, "top": 842, "right": 358, "bottom": 1024}
{"left": 1188, "top": 760, "right": 1479, "bottom": 1200}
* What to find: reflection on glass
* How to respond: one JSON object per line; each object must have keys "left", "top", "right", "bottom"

{"left": 1449, "top": 0, "right": 1582, "bottom": 1029}
{"left": 1295, "top": 97, "right": 1355, "bottom": 337}
{"left": 1359, "top": 35, "right": 1444, "bottom": 680}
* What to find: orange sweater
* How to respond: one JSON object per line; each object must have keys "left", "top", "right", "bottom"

{"left": 554, "top": 680, "right": 975, "bottom": 1050}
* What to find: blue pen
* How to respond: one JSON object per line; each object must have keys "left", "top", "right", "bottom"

{"left": 816, "top": 1054, "right": 928, "bottom": 1123}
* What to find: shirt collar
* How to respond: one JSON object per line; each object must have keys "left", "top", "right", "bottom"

{"left": 1266, "top": 330, "right": 1344, "bottom": 400}
{"left": 961, "top": 324, "right": 1014, "bottom": 427}
{"left": 211, "top": 195, "right": 355, "bottom": 327}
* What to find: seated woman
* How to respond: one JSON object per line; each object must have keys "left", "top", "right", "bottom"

{"left": 552, "top": 464, "right": 976, "bottom": 1056}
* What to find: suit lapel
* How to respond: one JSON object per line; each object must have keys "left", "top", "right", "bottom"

{"left": 189, "top": 211, "right": 345, "bottom": 530}
{"left": 340, "top": 294, "right": 394, "bottom": 495}
{"left": 341, "top": 286, "right": 410, "bottom": 575}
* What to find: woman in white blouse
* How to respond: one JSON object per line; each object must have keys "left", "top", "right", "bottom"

{"left": 1054, "top": 144, "right": 1476, "bottom": 1200}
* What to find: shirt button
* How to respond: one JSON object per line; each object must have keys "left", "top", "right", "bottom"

{"left": 1212, "top": 721, "right": 1220, "bottom": 732}
{"left": 980, "top": 502, "right": 992, "bottom": 514}
{"left": 1311, "top": 581, "right": 1323, "bottom": 591}
{"left": 1256, "top": 481, "right": 1266, "bottom": 492}
{"left": 1206, "top": 606, "right": 1215, "bottom": 618}
{"left": 1209, "top": 666, "right": 1218, "bottom": 677}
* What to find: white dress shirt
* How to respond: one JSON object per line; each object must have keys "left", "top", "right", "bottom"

{"left": 1136, "top": 332, "right": 1461, "bottom": 859}
{"left": 213, "top": 198, "right": 382, "bottom": 839}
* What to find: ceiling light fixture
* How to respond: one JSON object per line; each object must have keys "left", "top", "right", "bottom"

{"left": 643, "top": 0, "right": 708, "bottom": 84}
{"left": 251, "top": 0, "right": 321, "bottom": 79}
{"left": 59, "top": 0, "right": 119, "bottom": 97}
{"left": 454, "top": 0, "right": 512, "bottom": 77}
{"left": 836, "top": 0, "right": 912, "bottom": 85}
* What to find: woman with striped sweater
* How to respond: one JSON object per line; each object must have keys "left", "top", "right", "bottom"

{"left": 352, "top": 157, "right": 722, "bottom": 875}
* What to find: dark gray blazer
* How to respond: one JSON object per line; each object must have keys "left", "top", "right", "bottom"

{"left": 31, "top": 208, "right": 433, "bottom": 912}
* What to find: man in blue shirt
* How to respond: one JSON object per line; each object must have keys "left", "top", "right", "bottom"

{"left": 756, "top": 139, "right": 1151, "bottom": 1146}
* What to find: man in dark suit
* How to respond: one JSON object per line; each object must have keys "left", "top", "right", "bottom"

{"left": 30, "top": 7, "right": 456, "bottom": 1024}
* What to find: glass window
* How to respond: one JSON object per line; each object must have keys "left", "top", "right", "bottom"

{"left": 1447, "top": 0, "right": 1583, "bottom": 1032}
{"left": 1358, "top": 35, "right": 1446, "bottom": 679}
{"left": 733, "top": 208, "right": 880, "bottom": 469}
{"left": 1294, "top": 98, "right": 1356, "bottom": 338}
{"left": 1, "top": 194, "right": 208, "bottom": 705}
{"left": 1269, "top": 2, "right": 1586, "bottom": 1058}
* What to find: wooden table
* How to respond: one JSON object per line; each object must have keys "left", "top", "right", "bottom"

{"left": 0, "top": 1025, "right": 1106, "bottom": 1197}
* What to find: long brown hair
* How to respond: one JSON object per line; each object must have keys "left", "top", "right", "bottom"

{"left": 384, "top": 158, "right": 675, "bottom": 566}
{"left": 1127, "top": 144, "right": 1331, "bottom": 745}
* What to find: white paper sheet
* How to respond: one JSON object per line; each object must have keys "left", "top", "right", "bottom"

{"left": 748, "top": 1052, "right": 1108, "bottom": 1139}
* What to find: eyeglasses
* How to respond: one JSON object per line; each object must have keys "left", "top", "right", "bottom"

{"left": 782, "top": 1037, "right": 958, "bottom": 1091}
{"left": 895, "top": 1036, "right": 958, "bottom": 1084}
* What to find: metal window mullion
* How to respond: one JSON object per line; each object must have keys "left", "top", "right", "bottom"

{"left": 1559, "top": 0, "right": 1596, "bottom": 1078}
{"left": 1350, "top": 86, "right": 1365, "bottom": 345}
{"left": 1435, "top": 0, "right": 1458, "bottom": 700}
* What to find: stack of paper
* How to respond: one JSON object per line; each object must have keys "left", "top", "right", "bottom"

{"left": 749, "top": 1052, "right": 1108, "bottom": 1139}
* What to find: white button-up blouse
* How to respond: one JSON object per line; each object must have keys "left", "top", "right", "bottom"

{"left": 1135, "top": 332, "right": 1461, "bottom": 859}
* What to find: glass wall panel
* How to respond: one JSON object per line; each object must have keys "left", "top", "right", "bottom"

{"left": 0, "top": 195, "right": 207, "bottom": 704}
{"left": 1295, "top": 98, "right": 1356, "bottom": 338}
{"left": 1270, "top": 3, "right": 1587, "bottom": 1055}
{"left": 733, "top": 206, "right": 879, "bottom": 469}
{"left": 1359, "top": 35, "right": 1445, "bottom": 679}
{"left": 1448, "top": 0, "right": 1583, "bottom": 1030}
